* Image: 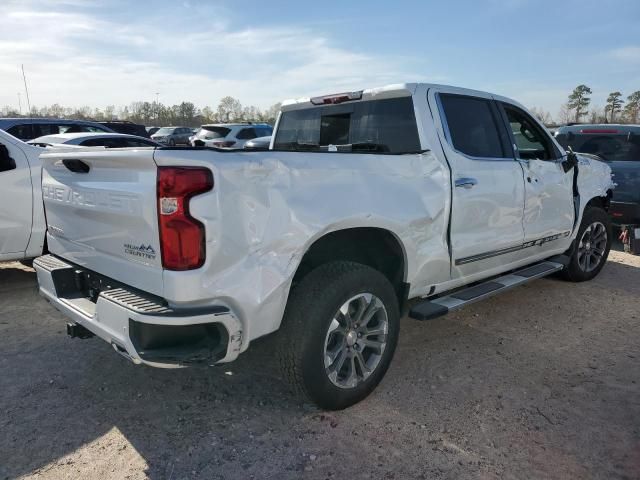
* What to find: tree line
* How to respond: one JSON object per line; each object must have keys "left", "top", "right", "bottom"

{"left": 2, "top": 87, "right": 639, "bottom": 128}
{"left": 532, "top": 85, "right": 640, "bottom": 126}
{"left": 0, "top": 96, "right": 282, "bottom": 127}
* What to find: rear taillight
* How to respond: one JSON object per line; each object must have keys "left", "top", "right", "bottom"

{"left": 157, "top": 167, "right": 213, "bottom": 270}
{"left": 212, "top": 141, "right": 236, "bottom": 148}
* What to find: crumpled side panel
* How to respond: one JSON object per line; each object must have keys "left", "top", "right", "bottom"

{"left": 156, "top": 149, "right": 450, "bottom": 349}
{"left": 575, "top": 154, "right": 615, "bottom": 227}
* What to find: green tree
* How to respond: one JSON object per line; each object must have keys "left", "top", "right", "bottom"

{"left": 263, "top": 102, "right": 282, "bottom": 124}
{"left": 216, "top": 96, "right": 242, "bottom": 122}
{"left": 567, "top": 85, "right": 592, "bottom": 123}
{"left": 201, "top": 106, "right": 215, "bottom": 124}
{"left": 605, "top": 92, "right": 624, "bottom": 123}
{"left": 176, "top": 101, "right": 197, "bottom": 126}
{"left": 624, "top": 91, "right": 640, "bottom": 124}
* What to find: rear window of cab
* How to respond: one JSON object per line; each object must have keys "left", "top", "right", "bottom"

{"left": 273, "top": 97, "right": 421, "bottom": 154}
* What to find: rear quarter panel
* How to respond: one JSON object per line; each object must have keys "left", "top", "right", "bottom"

{"left": 153, "top": 148, "right": 450, "bottom": 346}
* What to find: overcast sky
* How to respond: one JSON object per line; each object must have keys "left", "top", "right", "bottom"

{"left": 1, "top": 0, "right": 639, "bottom": 117}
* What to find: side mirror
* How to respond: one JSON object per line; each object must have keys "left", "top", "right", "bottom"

{"left": 0, "top": 143, "right": 17, "bottom": 173}
{"left": 562, "top": 146, "right": 579, "bottom": 173}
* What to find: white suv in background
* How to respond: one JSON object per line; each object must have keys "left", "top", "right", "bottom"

{"left": 190, "top": 123, "right": 273, "bottom": 148}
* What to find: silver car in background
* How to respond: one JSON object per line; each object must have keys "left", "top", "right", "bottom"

{"left": 151, "top": 126, "right": 192, "bottom": 145}
{"left": 243, "top": 135, "right": 272, "bottom": 150}
{"left": 29, "top": 132, "right": 161, "bottom": 148}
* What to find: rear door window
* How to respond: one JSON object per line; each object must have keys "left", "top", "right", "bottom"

{"left": 237, "top": 128, "right": 257, "bottom": 140}
{"left": 274, "top": 97, "right": 421, "bottom": 154}
{"left": 254, "top": 126, "right": 273, "bottom": 137}
{"left": 440, "top": 94, "right": 506, "bottom": 159}
{"left": 37, "top": 124, "right": 64, "bottom": 136}
{"left": 80, "top": 138, "right": 108, "bottom": 147}
{"left": 7, "top": 124, "right": 35, "bottom": 140}
{"left": 84, "top": 125, "right": 108, "bottom": 133}
{"left": 124, "top": 138, "right": 157, "bottom": 147}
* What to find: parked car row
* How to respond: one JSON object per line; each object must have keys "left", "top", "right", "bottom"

{"left": 0, "top": 118, "right": 272, "bottom": 150}
{"left": 0, "top": 118, "right": 113, "bottom": 141}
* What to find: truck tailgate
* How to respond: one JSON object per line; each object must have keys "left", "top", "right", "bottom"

{"left": 41, "top": 148, "right": 164, "bottom": 295}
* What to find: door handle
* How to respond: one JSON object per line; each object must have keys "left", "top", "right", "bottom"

{"left": 455, "top": 177, "right": 477, "bottom": 189}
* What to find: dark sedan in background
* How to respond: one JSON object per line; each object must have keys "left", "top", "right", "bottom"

{"left": 555, "top": 124, "right": 640, "bottom": 225}
{"left": 0, "top": 118, "right": 113, "bottom": 142}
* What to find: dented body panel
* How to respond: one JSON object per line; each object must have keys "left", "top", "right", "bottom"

{"left": 154, "top": 148, "right": 451, "bottom": 345}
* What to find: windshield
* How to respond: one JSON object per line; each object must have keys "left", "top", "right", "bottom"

{"left": 155, "top": 127, "right": 175, "bottom": 135}
{"left": 273, "top": 97, "right": 421, "bottom": 154}
{"left": 556, "top": 133, "right": 640, "bottom": 162}
{"left": 197, "top": 126, "right": 230, "bottom": 139}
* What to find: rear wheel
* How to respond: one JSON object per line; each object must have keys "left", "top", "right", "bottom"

{"left": 562, "top": 207, "right": 611, "bottom": 282}
{"left": 278, "top": 261, "right": 400, "bottom": 410}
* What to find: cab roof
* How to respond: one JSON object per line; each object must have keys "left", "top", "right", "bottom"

{"left": 280, "top": 82, "right": 524, "bottom": 112}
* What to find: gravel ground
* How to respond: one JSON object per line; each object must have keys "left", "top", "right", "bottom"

{"left": 1, "top": 249, "right": 639, "bottom": 480}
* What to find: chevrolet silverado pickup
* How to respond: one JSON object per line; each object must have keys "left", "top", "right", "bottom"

{"left": 34, "top": 83, "right": 614, "bottom": 409}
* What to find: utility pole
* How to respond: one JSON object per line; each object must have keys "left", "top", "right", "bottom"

{"left": 155, "top": 92, "right": 160, "bottom": 123}
{"left": 17, "top": 93, "right": 22, "bottom": 115}
{"left": 21, "top": 64, "right": 32, "bottom": 115}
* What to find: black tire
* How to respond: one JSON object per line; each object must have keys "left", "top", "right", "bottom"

{"left": 278, "top": 261, "right": 400, "bottom": 410}
{"left": 562, "top": 207, "right": 612, "bottom": 282}
{"left": 168, "top": 139, "right": 175, "bottom": 146}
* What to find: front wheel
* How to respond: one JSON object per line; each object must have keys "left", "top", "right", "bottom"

{"left": 278, "top": 261, "right": 400, "bottom": 410}
{"left": 562, "top": 207, "right": 612, "bottom": 282}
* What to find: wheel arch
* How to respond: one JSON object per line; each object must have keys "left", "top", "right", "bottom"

{"left": 291, "top": 226, "right": 409, "bottom": 306}
{"left": 584, "top": 189, "right": 613, "bottom": 212}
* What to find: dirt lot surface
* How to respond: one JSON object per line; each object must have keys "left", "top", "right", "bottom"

{"left": 1, "top": 249, "right": 639, "bottom": 480}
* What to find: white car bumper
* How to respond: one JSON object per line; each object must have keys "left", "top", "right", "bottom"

{"left": 34, "top": 255, "right": 243, "bottom": 368}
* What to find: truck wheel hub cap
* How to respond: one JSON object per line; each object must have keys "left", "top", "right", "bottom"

{"left": 323, "top": 293, "right": 389, "bottom": 389}
{"left": 578, "top": 221, "right": 607, "bottom": 273}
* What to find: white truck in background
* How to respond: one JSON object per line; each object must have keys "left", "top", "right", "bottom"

{"left": 34, "top": 83, "right": 614, "bottom": 409}
{"left": 0, "top": 129, "right": 47, "bottom": 262}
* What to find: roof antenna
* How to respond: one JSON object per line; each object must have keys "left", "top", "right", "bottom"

{"left": 21, "top": 64, "right": 32, "bottom": 114}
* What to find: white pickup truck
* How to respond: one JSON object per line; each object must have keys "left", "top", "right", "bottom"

{"left": 0, "top": 129, "right": 46, "bottom": 262}
{"left": 34, "top": 83, "right": 614, "bottom": 409}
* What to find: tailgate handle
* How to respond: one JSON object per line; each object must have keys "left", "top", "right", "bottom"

{"left": 62, "top": 159, "right": 90, "bottom": 173}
